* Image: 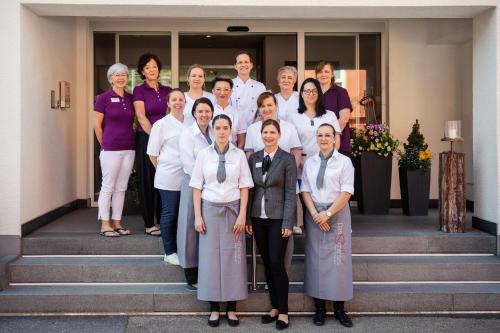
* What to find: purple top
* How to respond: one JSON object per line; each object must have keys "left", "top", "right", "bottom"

{"left": 323, "top": 85, "right": 353, "bottom": 153}
{"left": 94, "top": 89, "right": 135, "bottom": 151}
{"left": 132, "top": 82, "right": 171, "bottom": 132}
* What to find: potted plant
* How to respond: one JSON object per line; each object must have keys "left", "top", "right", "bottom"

{"left": 397, "top": 119, "right": 432, "bottom": 216}
{"left": 351, "top": 123, "right": 399, "bottom": 214}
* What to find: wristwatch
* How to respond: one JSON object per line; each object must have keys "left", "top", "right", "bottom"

{"left": 325, "top": 210, "right": 332, "bottom": 218}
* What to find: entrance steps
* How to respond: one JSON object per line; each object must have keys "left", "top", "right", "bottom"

{"left": 1, "top": 209, "right": 499, "bottom": 314}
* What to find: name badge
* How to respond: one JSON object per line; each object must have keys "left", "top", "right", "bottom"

{"left": 256, "top": 162, "right": 262, "bottom": 168}
{"left": 110, "top": 97, "right": 120, "bottom": 103}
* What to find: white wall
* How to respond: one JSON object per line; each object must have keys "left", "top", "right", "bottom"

{"left": 0, "top": 1, "right": 21, "bottom": 236}
{"left": 20, "top": 8, "right": 86, "bottom": 223}
{"left": 473, "top": 9, "right": 499, "bottom": 230}
{"left": 388, "top": 19, "right": 473, "bottom": 200}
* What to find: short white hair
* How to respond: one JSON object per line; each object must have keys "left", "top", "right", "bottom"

{"left": 107, "top": 63, "right": 129, "bottom": 84}
{"left": 277, "top": 66, "right": 298, "bottom": 83}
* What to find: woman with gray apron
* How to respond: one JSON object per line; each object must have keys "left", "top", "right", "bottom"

{"left": 190, "top": 114, "right": 254, "bottom": 327}
{"left": 177, "top": 97, "right": 214, "bottom": 289}
{"left": 300, "top": 123, "right": 355, "bottom": 328}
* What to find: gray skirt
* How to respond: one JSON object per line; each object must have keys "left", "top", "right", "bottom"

{"left": 197, "top": 199, "right": 248, "bottom": 302}
{"left": 176, "top": 173, "right": 198, "bottom": 268}
{"left": 304, "top": 202, "right": 353, "bottom": 301}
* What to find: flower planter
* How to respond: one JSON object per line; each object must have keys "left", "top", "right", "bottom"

{"left": 354, "top": 152, "right": 392, "bottom": 214}
{"left": 398, "top": 168, "right": 431, "bottom": 216}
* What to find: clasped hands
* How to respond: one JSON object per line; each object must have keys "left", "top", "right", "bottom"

{"left": 312, "top": 210, "right": 332, "bottom": 232}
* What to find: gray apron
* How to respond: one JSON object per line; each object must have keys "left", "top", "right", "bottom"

{"left": 304, "top": 202, "right": 353, "bottom": 301}
{"left": 197, "top": 199, "right": 248, "bottom": 302}
{"left": 176, "top": 173, "right": 198, "bottom": 268}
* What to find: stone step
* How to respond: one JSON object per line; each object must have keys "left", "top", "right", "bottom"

{"left": 8, "top": 255, "right": 500, "bottom": 283}
{"left": 21, "top": 232, "right": 496, "bottom": 255}
{"left": 1, "top": 283, "right": 499, "bottom": 313}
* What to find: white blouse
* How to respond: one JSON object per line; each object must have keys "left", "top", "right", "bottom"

{"left": 213, "top": 104, "right": 246, "bottom": 146}
{"left": 182, "top": 91, "right": 215, "bottom": 126}
{"left": 179, "top": 122, "right": 214, "bottom": 176}
{"left": 290, "top": 111, "right": 342, "bottom": 159}
{"left": 301, "top": 150, "right": 355, "bottom": 204}
{"left": 276, "top": 91, "right": 299, "bottom": 121}
{"left": 147, "top": 113, "right": 187, "bottom": 191}
{"left": 231, "top": 76, "right": 266, "bottom": 128}
{"left": 190, "top": 143, "right": 254, "bottom": 203}
{"left": 244, "top": 119, "right": 302, "bottom": 154}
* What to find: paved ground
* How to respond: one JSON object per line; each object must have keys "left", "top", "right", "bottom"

{"left": 0, "top": 315, "right": 499, "bottom": 333}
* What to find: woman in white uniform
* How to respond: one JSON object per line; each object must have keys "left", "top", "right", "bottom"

{"left": 177, "top": 97, "right": 214, "bottom": 289}
{"left": 275, "top": 66, "right": 300, "bottom": 122}
{"left": 231, "top": 51, "right": 267, "bottom": 128}
{"left": 245, "top": 91, "right": 304, "bottom": 235}
{"left": 147, "top": 88, "right": 187, "bottom": 265}
{"left": 190, "top": 114, "right": 254, "bottom": 327}
{"left": 183, "top": 64, "right": 215, "bottom": 126}
{"left": 301, "top": 123, "right": 354, "bottom": 328}
{"left": 212, "top": 76, "right": 246, "bottom": 148}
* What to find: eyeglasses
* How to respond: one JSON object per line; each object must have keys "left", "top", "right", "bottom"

{"left": 214, "top": 88, "right": 231, "bottom": 93}
{"left": 303, "top": 89, "right": 318, "bottom": 96}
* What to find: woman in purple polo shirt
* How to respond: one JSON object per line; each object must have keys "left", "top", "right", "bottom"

{"left": 133, "top": 53, "right": 172, "bottom": 236}
{"left": 315, "top": 60, "right": 353, "bottom": 157}
{"left": 94, "top": 63, "right": 135, "bottom": 237}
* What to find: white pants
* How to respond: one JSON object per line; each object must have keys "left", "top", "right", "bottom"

{"left": 98, "top": 150, "right": 135, "bottom": 221}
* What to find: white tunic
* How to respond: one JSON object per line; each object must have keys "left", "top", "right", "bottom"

{"left": 179, "top": 122, "right": 214, "bottom": 176}
{"left": 231, "top": 76, "right": 266, "bottom": 128}
{"left": 289, "top": 111, "right": 342, "bottom": 160}
{"left": 276, "top": 91, "right": 300, "bottom": 121}
{"left": 182, "top": 91, "right": 215, "bottom": 126}
{"left": 213, "top": 104, "right": 246, "bottom": 146}
{"left": 147, "top": 113, "right": 187, "bottom": 191}
{"left": 190, "top": 143, "right": 254, "bottom": 203}
{"left": 244, "top": 119, "right": 302, "bottom": 154}
{"left": 300, "top": 150, "right": 355, "bottom": 203}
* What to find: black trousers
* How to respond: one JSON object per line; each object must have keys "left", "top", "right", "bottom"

{"left": 314, "top": 298, "right": 345, "bottom": 312}
{"left": 209, "top": 301, "right": 236, "bottom": 312}
{"left": 135, "top": 131, "right": 161, "bottom": 228}
{"left": 252, "top": 218, "right": 289, "bottom": 314}
{"left": 184, "top": 267, "right": 198, "bottom": 285}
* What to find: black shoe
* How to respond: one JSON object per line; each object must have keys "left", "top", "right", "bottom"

{"left": 334, "top": 309, "right": 353, "bottom": 327}
{"left": 313, "top": 310, "right": 326, "bottom": 326}
{"left": 261, "top": 314, "right": 278, "bottom": 324}
{"left": 186, "top": 283, "right": 197, "bottom": 291}
{"left": 227, "top": 317, "right": 239, "bottom": 327}
{"left": 276, "top": 319, "right": 289, "bottom": 330}
{"left": 208, "top": 312, "right": 220, "bottom": 327}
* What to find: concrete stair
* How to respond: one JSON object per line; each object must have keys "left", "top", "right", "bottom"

{"left": 1, "top": 208, "right": 499, "bottom": 314}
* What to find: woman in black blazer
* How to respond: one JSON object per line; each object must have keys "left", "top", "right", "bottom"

{"left": 246, "top": 119, "right": 297, "bottom": 330}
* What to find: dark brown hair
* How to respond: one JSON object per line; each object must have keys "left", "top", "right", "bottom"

{"left": 261, "top": 119, "right": 281, "bottom": 134}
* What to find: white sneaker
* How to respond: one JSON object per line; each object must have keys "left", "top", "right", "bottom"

{"left": 164, "top": 253, "right": 180, "bottom": 265}
{"left": 293, "top": 226, "right": 303, "bottom": 235}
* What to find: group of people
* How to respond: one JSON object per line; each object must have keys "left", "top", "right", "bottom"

{"left": 94, "top": 51, "right": 355, "bottom": 330}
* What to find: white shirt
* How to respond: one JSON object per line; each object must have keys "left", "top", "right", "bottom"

{"left": 213, "top": 104, "right": 246, "bottom": 146}
{"left": 231, "top": 76, "right": 266, "bottom": 128}
{"left": 244, "top": 119, "right": 302, "bottom": 154}
{"left": 182, "top": 91, "right": 215, "bottom": 126}
{"left": 190, "top": 143, "right": 254, "bottom": 203}
{"left": 290, "top": 111, "right": 342, "bottom": 160}
{"left": 179, "top": 122, "right": 214, "bottom": 176}
{"left": 276, "top": 92, "right": 299, "bottom": 121}
{"left": 301, "top": 150, "right": 355, "bottom": 204}
{"left": 260, "top": 149, "right": 277, "bottom": 219}
{"left": 147, "top": 113, "right": 187, "bottom": 191}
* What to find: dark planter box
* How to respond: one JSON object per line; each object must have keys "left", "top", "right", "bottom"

{"left": 399, "top": 168, "right": 431, "bottom": 216}
{"left": 354, "top": 152, "right": 393, "bottom": 214}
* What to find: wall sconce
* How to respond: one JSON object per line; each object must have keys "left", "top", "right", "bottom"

{"left": 50, "top": 81, "right": 71, "bottom": 109}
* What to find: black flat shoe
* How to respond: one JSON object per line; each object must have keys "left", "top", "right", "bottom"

{"left": 261, "top": 314, "right": 278, "bottom": 324}
{"left": 334, "top": 309, "right": 353, "bottom": 327}
{"left": 313, "top": 310, "right": 326, "bottom": 326}
{"left": 208, "top": 318, "right": 220, "bottom": 327}
{"left": 276, "top": 319, "right": 289, "bottom": 330}
{"left": 227, "top": 317, "right": 239, "bottom": 327}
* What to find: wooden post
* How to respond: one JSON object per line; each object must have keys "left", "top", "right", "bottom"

{"left": 439, "top": 152, "right": 466, "bottom": 232}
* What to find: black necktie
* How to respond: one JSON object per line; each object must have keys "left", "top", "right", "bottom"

{"left": 262, "top": 155, "right": 272, "bottom": 174}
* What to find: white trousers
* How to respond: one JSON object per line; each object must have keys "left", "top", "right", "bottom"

{"left": 98, "top": 150, "right": 135, "bottom": 221}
